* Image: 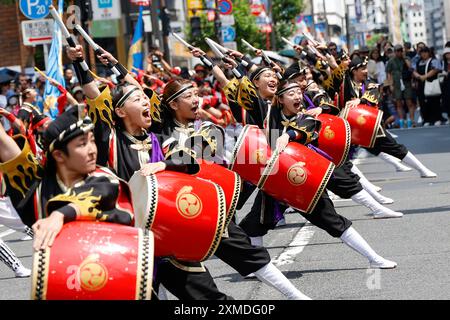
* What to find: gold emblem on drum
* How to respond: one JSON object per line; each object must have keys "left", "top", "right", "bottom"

{"left": 176, "top": 186, "right": 203, "bottom": 219}
{"left": 252, "top": 149, "right": 267, "bottom": 165}
{"left": 287, "top": 162, "right": 308, "bottom": 186}
{"left": 78, "top": 254, "right": 108, "bottom": 292}
{"left": 323, "top": 126, "right": 335, "bottom": 140}
{"left": 356, "top": 115, "right": 367, "bottom": 125}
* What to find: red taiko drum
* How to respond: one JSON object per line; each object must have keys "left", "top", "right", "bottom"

{"left": 229, "top": 125, "right": 272, "bottom": 186}
{"left": 194, "top": 160, "right": 241, "bottom": 228}
{"left": 257, "top": 142, "right": 335, "bottom": 214}
{"left": 129, "top": 171, "right": 227, "bottom": 262}
{"left": 340, "top": 104, "right": 384, "bottom": 148}
{"left": 317, "top": 113, "right": 351, "bottom": 167}
{"left": 31, "top": 221, "right": 154, "bottom": 300}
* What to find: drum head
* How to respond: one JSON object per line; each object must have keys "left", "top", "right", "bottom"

{"left": 129, "top": 172, "right": 158, "bottom": 229}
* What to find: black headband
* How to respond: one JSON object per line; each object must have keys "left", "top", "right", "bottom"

{"left": 164, "top": 84, "right": 194, "bottom": 104}
{"left": 115, "top": 86, "right": 140, "bottom": 109}
{"left": 276, "top": 83, "right": 301, "bottom": 96}
{"left": 250, "top": 67, "right": 271, "bottom": 82}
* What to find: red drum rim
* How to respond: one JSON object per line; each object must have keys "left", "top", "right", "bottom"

{"left": 336, "top": 119, "right": 352, "bottom": 167}
{"left": 257, "top": 145, "right": 336, "bottom": 214}
{"left": 226, "top": 172, "right": 242, "bottom": 228}
{"left": 340, "top": 105, "right": 384, "bottom": 148}
{"left": 131, "top": 172, "right": 228, "bottom": 262}
{"left": 31, "top": 226, "right": 155, "bottom": 300}
{"left": 369, "top": 111, "right": 384, "bottom": 148}
{"left": 201, "top": 183, "right": 227, "bottom": 261}
{"left": 229, "top": 125, "right": 253, "bottom": 171}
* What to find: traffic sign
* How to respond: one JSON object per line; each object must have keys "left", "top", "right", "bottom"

{"left": 218, "top": 0, "right": 233, "bottom": 15}
{"left": 21, "top": 19, "right": 53, "bottom": 46}
{"left": 223, "top": 41, "right": 237, "bottom": 51}
{"left": 220, "top": 14, "right": 235, "bottom": 26}
{"left": 221, "top": 26, "right": 236, "bottom": 43}
{"left": 19, "top": 0, "right": 52, "bottom": 20}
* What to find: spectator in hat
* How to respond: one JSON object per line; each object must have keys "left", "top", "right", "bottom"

{"left": 386, "top": 44, "right": 416, "bottom": 128}
{"left": 359, "top": 46, "right": 370, "bottom": 60}
{"left": 72, "top": 86, "right": 85, "bottom": 104}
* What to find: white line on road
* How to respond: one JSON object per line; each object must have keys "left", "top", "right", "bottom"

{"left": 0, "top": 229, "right": 15, "bottom": 239}
{"left": 271, "top": 224, "right": 315, "bottom": 267}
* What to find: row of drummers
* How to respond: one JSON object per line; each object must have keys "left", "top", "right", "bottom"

{"left": 31, "top": 100, "right": 383, "bottom": 299}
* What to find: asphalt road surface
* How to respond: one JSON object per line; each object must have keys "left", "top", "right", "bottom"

{"left": 1, "top": 126, "right": 449, "bottom": 300}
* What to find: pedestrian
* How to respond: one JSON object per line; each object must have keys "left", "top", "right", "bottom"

{"left": 412, "top": 46, "right": 446, "bottom": 126}
{"left": 368, "top": 48, "right": 387, "bottom": 84}
{"left": 441, "top": 47, "right": 450, "bottom": 119}
{"left": 343, "top": 55, "right": 437, "bottom": 178}
{"left": 386, "top": 44, "right": 416, "bottom": 128}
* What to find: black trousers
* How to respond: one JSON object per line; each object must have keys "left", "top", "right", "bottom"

{"left": 214, "top": 221, "right": 271, "bottom": 277}
{"left": 327, "top": 160, "right": 363, "bottom": 199}
{"left": 364, "top": 129, "right": 408, "bottom": 160}
{"left": 239, "top": 191, "right": 352, "bottom": 239}
{"left": 154, "top": 260, "right": 233, "bottom": 300}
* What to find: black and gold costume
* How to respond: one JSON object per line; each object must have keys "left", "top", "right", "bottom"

{"left": 163, "top": 117, "right": 272, "bottom": 279}
{"left": 86, "top": 86, "right": 231, "bottom": 300}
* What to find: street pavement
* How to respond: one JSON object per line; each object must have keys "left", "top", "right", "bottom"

{"left": 1, "top": 126, "right": 449, "bottom": 300}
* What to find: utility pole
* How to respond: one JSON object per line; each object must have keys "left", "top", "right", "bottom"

{"left": 322, "top": 0, "right": 331, "bottom": 41}
{"left": 268, "top": 0, "right": 276, "bottom": 51}
{"left": 159, "top": 0, "right": 171, "bottom": 64}
{"left": 310, "top": 0, "right": 316, "bottom": 37}
{"left": 214, "top": 0, "right": 222, "bottom": 45}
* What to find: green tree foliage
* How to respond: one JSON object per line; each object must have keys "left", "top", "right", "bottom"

{"left": 272, "top": 0, "right": 304, "bottom": 49}
{"left": 186, "top": 0, "right": 265, "bottom": 53}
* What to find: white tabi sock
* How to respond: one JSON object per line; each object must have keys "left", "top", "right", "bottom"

{"left": 378, "top": 152, "right": 412, "bottom": 172}
{"left": 254, "top": 263, "right": 311, "bottom": 300}
{"left": 351, "top": 163, "right": 382, "bottom": 192}
{"left": 340, "top": 227, "right": 397, "bottom": 268}
{"left": 401, "top": 152, "right": 437, "bottom": 178}
{"left": 351, "top": 190, "right": 403, "bottom": 218}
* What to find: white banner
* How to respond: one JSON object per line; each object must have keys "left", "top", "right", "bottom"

{"left": 92, "top": 0, "right": 122, "bottom": 21}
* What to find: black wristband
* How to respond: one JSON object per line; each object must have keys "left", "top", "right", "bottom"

{"left": 200, "top": 56, "right": 215, "bottom": 70}
{"left": 114, "top": 63, "right": 129, "bottom": 80}
{"left": 56, "top": 205, "right": 77, "bottom": 223}
{"left": 73, "top": 61, "right": 94, "bottom": 86}
{"left": 241, "top": 56, "right": 255, "bottom": 72}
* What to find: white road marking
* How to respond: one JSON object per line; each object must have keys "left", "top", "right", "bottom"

{"left": 0, "top": 229, "right": 15, "bottom": 239}
{"left": 271, "top": 224, "right": 315, "bottom": 267}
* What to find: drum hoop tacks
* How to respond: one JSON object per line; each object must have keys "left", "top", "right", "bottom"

{"left": 225, "top": 172, "right": 242, "bottom": 229}
{"left": 31, "top": 248, "right": 50, "bottom": 300}
{"left": 229, "top": 125, "right": 251, "bottom": 171}
{"left": 336, "top": 119, "right": 352, "bottom": 167}
{"left": 200, "top": 183, "right": 227, "bottom": 261}
{"left": 257, "top": 148, "right": 281, "bottom": 190}
{"left": 368, "top": 110, "right": 384, "bottom": 148}
{"left": 135, "top": 229, "right": 154, "bottom": 300}
{"left": 305, "top": 162, "right": 335, "bottom": 214}
{"left": 144, "top": 174, "right": 159, "bottom": 231}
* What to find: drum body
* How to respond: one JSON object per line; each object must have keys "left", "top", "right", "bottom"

{"left": 317, "top": 114, "right": 351, "bottom": 167}
{"left": 31, "top": 221, "right": 154, "bottom": 300}
{"left": 340, "top": 104, "right": 384, "bottom": 148}
{"left": 229, "top": 125, "right": 272, "bottom": 186}
{"left": 129, "top": 171, "right": 227, "bottom": 262}
{"left": 194, "top": 160, "right": 241, "bottom": 228}
{"left": 258, "top": 142, "right": 335, "bottom": 214}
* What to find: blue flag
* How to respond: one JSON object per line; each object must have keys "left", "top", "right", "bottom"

{"left": 43, "top": 0, "right": 65, "bottom": 120}
{"left": 128, "top": 6, "right": 144, "bottom": 73}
